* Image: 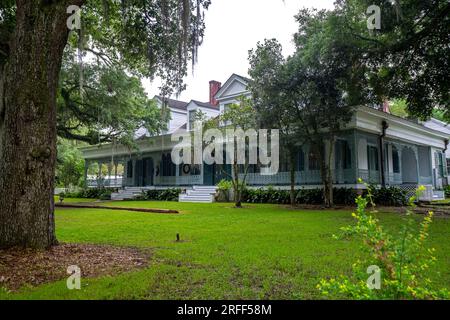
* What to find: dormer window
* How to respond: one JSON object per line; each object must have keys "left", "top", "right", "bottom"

{"left": 189, "top": 110, "right": 197, "bottom": 130}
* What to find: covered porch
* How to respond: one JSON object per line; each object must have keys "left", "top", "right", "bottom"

{"left": 85, "top": 151, "right": 205, "bottom": 188}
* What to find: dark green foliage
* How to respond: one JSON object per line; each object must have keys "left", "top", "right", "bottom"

{"left": 295, "top": 189, "right": 325, "bottom": 205}
{"left": 55, "top": 139, "right": 84, "bottom": 188}
{"left": 333, "top": 188, "right": 358, "bottom": 206}
{"left": 138, "top": 188, "right": 182, "bottom": 202}
{"left": 242, "top": 187, "right": 291, "bottom": 204}
{"left": 61, "top": 188, "right": 117, "bottom": 200}
{"left": 240, "top": 186, "right": 405, "bottom": 206}
{"left": 444, "top": 185, "right": 450, "bottom": 198}
{"left": 241, "top": 187, "right": 357, "bottom": 206}
{"left": 367, "top": 186, "right": 408, "bottom": 207}
{"left": 334, "top": 0, "right": 450, "bottom": 122}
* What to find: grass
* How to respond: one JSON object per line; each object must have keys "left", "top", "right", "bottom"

{"left": 1, "top": 201, "right": 449, "bottom": 300}
{"left": 433, "top": 199, "right": 450, "bottom": 205}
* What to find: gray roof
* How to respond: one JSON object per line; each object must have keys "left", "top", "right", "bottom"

{"left": 155, "top": 95, "right": 188, "bottom": 111}
{"left": 191, "top": 100, "right": 219, "bottom": 110}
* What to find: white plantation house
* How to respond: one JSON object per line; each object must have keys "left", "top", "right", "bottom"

{"left": 80, "top": 74, "right": 449, "bottom": 202}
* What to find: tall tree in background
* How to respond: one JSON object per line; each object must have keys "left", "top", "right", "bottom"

{"left": 335, "top": 0, "right": 449, "bottom": 121}
{"left": 56, "top": 139, "right": 85, "bottom": 190}
{"left": 0, "top": 0, "right": 210, "bottom": 249}
{"left": 249, "top": 10, "right": 363, "bottom": 207}
{"left": 248, "top": 39, "right": 300, "bottom": 206}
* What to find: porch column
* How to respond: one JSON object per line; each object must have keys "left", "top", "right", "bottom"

{"left": 114, "top": 161, "right": 118, "bottom": 187}
{"left": 414, "top": 148, "right": 420, "bottom": 186}
{"left": 132, "top": 159, "right": 137, "bottom": 186}
{"left": 84, "top": 160, "right": 89, "bottom": 188}
{"left": 107, "top": 162, "right": 113, "bottom": 187}
{"left": 176, "top": 163, "right": 180, "bottom": 185}
{"left": 398, "top": 148, "right": 403, "bottom": 184}
{"left": 97, "top": 161, "right": 103, "bottom": 187}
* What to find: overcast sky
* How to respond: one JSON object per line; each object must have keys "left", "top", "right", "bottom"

{"left": 143, "top": 0, "right": 335, "bottom": 102}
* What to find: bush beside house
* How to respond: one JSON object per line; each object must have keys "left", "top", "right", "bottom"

{"left": 60, "top": 188, "right": 117, "bottom": 200}
{"left": 137, "top": 188, "right": 182, "bottom": 201}
{"left": 238, "top": 186, "right": 407, "bottom": 207}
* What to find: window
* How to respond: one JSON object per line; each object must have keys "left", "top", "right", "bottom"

{"left": 367, "top": 146, "right": 379, "bottom": 171}
{"left": 392, "top": 146, "right": 400, "bottom": 173}
{"left": 308, "top": 147, "right": 320, "bottom": 171}
{"left": 447, "top": 158, "right": 450, "bottom": 176}
{"left": 336, "top": 140, "right": 352, "bottom": 170}
{"left": 161, "top": 153, "right": 176, "bottom": 177}
{"left": 126, "top": 161, "right": 133, "bottom": 178}
{"left": 297, "top": 148, "right": 305, "bottom": 171}
{"left": 436, "top": 152, "right": 445, "bottom": 178}
{"left": 189, "top": 110, "right": 196, "bottom": 130}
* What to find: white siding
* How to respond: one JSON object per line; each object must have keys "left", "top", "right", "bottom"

{"left": 168, "top": 109, "right": 187, "bottom": 133}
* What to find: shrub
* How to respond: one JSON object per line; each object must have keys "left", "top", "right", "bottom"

{"left": 61, "top": 188, "right": 115, "bottom": 200}
{"left": 317, "top": 186, "right": 449, "bottom": 300}
{"left": 445, "top": 185, "right": 450, "bottom": 198}
{"left": 333, "top": 188, "right": 358, "bottom": 206}
{"left": 159, "top": 188, "right": 182, "bottom": 201}
{"left": 241, "top": 187, "right": 290, "bottom": 204}
{"left": 141, "top": 188, "right": 182, "bottom": 201}
{"left": 217, "top": 179, "right": 233, "bottom": 202}
{"left": 368, "top": 185, "right": 408, "bottom": 207}
{"left": 235, "top": 185, "right": 407, "bottom": 206}
{"left": 296, "top": 189, "right": 324, "bottom": 205}
{"left": 217, "top": 179, "right": 233, "bottom": 192}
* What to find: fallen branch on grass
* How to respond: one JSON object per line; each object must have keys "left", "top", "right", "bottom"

{"left": 55, "top": 203, "right": 179, "bottom": 214}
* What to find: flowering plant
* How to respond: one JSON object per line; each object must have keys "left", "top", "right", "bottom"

{"left": 318, "top": 182, "right": 449, "bottom": 300}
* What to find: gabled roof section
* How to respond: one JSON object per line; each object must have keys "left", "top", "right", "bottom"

{"left": 214, "top": 73, "right": 251, "bottom": 101}
{"left": 154, "top": 95, "right": 188, "bottom": 111}
{"left": 423, "top": 118, "right": 450, "bottom": 135}
{"left": 189, "top": 99, "right": 219, "bottom": 110}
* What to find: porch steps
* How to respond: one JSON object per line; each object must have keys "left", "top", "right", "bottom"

{"left": 178, "top": 186, "right": 217, "bottom": 203}
{"left": 432, "top": 190, "right": 445, "bottom": 201}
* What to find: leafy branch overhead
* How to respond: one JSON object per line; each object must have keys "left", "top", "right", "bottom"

{"left": 57, "top": 48, "right": 169, "bottom": 147}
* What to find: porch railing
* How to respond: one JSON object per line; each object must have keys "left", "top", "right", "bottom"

{"left": 154, "top": 175, "right": 202, "bottom": 186}
{"left": 358, "top": 169, "right": 381, "bottom": 184}
{"left": 240, "top": 169, "right": 357, "bottom": 186}
{"left": 87, "top": 177, "right": 123, "bottom": 188}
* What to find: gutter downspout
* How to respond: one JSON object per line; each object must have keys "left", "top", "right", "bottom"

{"left": 444, "top": 139, "right": 449, "bottom": 187}
{"left": 380, "top": 121, "right": 389, "bottom": 187}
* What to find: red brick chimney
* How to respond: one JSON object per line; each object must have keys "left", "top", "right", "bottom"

{"left": 209, "top": 80, "right": 221, "bottom": 106}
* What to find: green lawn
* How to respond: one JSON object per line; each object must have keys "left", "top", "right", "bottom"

{"left": 1, "top": 201, "right": 449, "bottom": 300}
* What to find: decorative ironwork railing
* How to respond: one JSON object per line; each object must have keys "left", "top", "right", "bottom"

{"left": 154, "top": 175, "right": 202, "bottom": 186}
{"left": 357, "top": 169, "right": 381, "bottom": 184}
{"left": 240, "top": 169, "right": 357, "bottom": 186}
{"left": 419, "top": 176, "right": 433, "bottom": 185}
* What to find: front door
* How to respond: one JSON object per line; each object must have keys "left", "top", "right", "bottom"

{"left": 142, "top": 158, "right": 154, "bottom": 186}
{"left": 203, "top": 163, "right": 215, "bottom": 186}
{"left": 135, "top": 160, "right": 144, "bottom": 186}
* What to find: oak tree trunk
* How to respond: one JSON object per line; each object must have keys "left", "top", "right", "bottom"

{"left": 0, "top": 1, "right": 81, "bottom": 249}
{"left": 318, "top": 139, "right": 334, "bottom": 208}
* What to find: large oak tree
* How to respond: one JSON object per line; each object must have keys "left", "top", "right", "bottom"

{"left": 0, "top": 0, "right": 210, "bottom": 249}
